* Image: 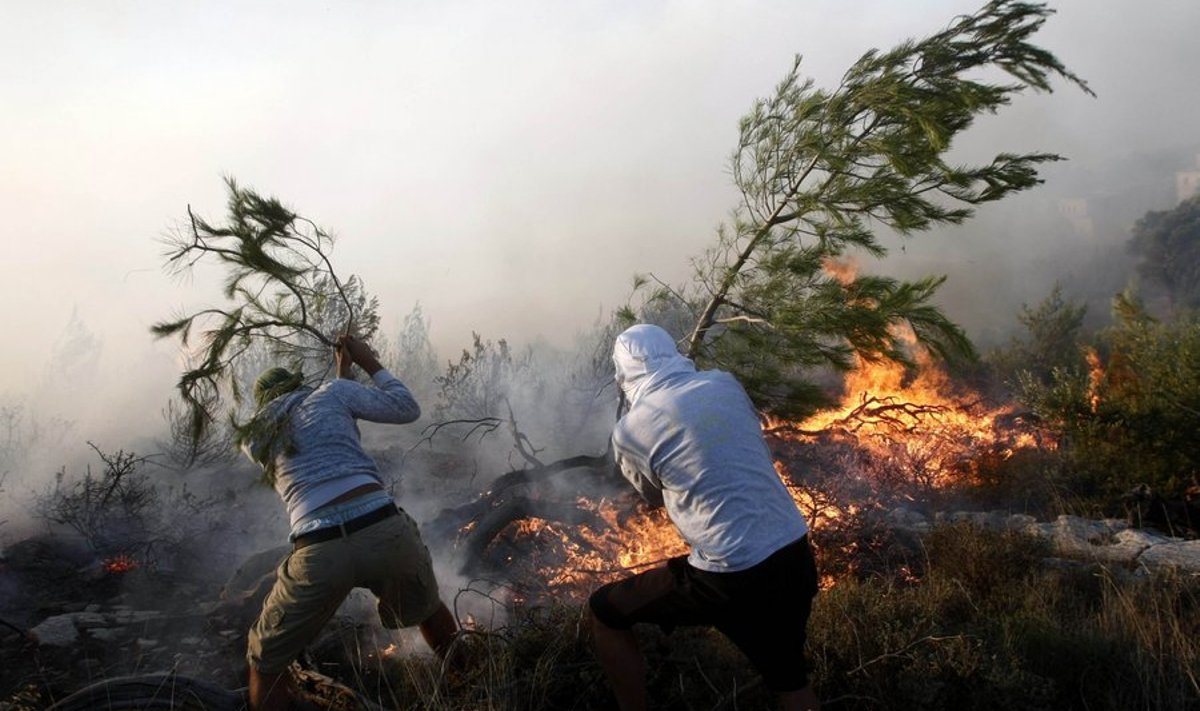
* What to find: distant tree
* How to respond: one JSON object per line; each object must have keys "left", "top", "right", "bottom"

{"left": 427, "top": 333, "right": 551, "bottom": 468}
{"left": 152, "top": 178, "right": 379, "bottom": 452}
{"left": 386, "top": 301, "right": 440, "bottom": 400}
{"left": 628, "top": 0, "right": 1092, "bottom": 418}
{"left": 1128, "top": 194, "right": 1200, "bottom": 312}
{"left": 989, "top": 284, "right": 1088, "bottom": 388}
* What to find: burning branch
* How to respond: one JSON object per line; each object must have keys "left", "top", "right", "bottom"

{"left": 835, "top": 395, "right": 954, "bottom": 434}
{"left": 426, "top": 455, "right": 612, "bottom": 548}
{"left": 766, "top": 394, "right": 955, "bottom": 438}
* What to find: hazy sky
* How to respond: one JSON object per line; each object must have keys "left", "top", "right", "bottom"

{"left": 3, "top": 0, "right": 1199, "bottom": 411}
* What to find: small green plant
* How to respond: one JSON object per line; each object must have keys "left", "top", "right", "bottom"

{"left": 989, "top": 284, "right": 1089, "bottom": 390}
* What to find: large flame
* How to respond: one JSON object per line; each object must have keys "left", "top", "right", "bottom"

{"left": 769, "top": 322, "right": 1042, "bottom": 488}
{"left": 496, "top": 263, "right": 1045, "bottom": 598}
{"left": 498, "top": 341, "right": 1043, "bottom": 598}
{"left": 499, "top": 502, "right": 688, "bottom": 592}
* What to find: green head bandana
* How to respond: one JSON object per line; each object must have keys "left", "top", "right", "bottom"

{"left": 253, "top": 367, "right": 304, "bottom": 407}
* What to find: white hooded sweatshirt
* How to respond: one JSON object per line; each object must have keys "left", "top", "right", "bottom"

{"left": 611, "top": 324, "right": 809, "bottom": 573}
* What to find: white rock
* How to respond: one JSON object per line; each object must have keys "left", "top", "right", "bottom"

{"left": 1137, "top": 541, "right": 1200, "bottom": 573}
{"left": 73, "top": 612, "right": 109, "bottom": 627}
{"left": 1004, "top": 514, "right": 1037, "bottom": 531}
{"left": 89, "top": 628, "right": 122, "bottom": 642}
{"left": 1045, "top": 515, "right": 1128, "bottom": 557}
{"left": 1085, "top": 539, "right": 1149, "bottom": 566}
{"left": 1115, "top": 528, "right": 1175, "bottom": 548}
{"left": 30, "top": 615, "right": 78, "bottom": 646}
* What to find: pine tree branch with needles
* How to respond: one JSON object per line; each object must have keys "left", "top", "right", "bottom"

{"left": 153, "top": 178, "right": 380, "bottom": 450}
{"left": 629, "top": 0, "right": 1092, "bottom": 418}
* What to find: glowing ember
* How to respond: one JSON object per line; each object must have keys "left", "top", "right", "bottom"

{"left": 103, "top": 554, "right": 138, "bottom": 574}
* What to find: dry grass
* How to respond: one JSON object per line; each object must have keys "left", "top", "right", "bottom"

{"left": 308, "top": 525, "right": 1199, "bottom": 710}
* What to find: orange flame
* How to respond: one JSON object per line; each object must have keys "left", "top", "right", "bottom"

{"left": 1085, "top": 346, "right": 1104, "bottom": 413}
{"left": 822, "top": 256, "right": 859, "bottom": 286}
{"left": 504, "top": 322, "right": 1045, "bottom": 598}
{"left": 770, "top": 322, "right": 1044, "bottom": 485}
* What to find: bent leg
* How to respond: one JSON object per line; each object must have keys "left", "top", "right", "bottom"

{"left": 419, "top": 601, "right": 459, "bottom": 658}
{"left": 591, "top": 614, "right": 647, "bottom": 711}
{"left": 779, "top": 685, "right": 820, "bottom": 711}
{"left": 247, "top": 543, "right": 353, "bottom": 710}
{"left": 247, "top": 668, "right": 291, "bottom": 711}
{"left": 588, "top": 560, "right": 710, "bottom": 711}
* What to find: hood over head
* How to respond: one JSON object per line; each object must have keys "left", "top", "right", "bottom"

{"left": 612, "top": 324, "right": 695, "bottom": 405}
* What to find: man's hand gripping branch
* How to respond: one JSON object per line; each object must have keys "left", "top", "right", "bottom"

{"left": 335, "top": 333, "right": 384, "bottom": 379}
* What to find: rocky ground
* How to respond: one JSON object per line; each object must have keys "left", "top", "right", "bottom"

{"left": 3, "top": 501, "right": 1198, "bottom": 710}
{"left": 0, "top": 532, "right": 259, "bottom": 709}
{"left": 890, "top": 507, "right": 1200, "bottom": 572}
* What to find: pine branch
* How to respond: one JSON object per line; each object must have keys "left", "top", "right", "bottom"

{"left": 153, "top": 179, "right": 380, "bottom": 452}
{"left": 655, "top": 0, "right": 1091, "bottom": 417}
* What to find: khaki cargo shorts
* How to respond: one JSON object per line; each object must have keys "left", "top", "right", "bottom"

{"left": 247, "top": 507, "right": 441, "bottom": 673}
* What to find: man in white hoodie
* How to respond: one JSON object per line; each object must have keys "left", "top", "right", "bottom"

{"left": 589, "top": 324, "right": 820, "bottom": 711}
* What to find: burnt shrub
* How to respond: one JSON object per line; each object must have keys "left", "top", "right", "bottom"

{"left": 32, "top": 442, "right": 219, "bottom": 569}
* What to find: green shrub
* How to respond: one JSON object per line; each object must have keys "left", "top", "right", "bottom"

{"left": 1020, "top": 297, "right": 1200, "bottom": 502}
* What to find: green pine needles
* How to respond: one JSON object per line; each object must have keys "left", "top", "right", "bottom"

{"left": 629, "top": 0, "right": 1093, "bottom": 418}
{"left": 153, "top": 178, "right": 379, "bottom": 459}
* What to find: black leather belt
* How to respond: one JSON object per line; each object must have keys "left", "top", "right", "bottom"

{"left": 292, "top": 503, "right": 399, "bottom": 550}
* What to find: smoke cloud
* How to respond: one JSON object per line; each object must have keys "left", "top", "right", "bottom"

{"left": 2, "top": 1, "right": 1198, "bottom": 588}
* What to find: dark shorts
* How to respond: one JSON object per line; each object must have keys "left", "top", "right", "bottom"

{"left": 589, "top": 535, "right": 819, "bottom": 693}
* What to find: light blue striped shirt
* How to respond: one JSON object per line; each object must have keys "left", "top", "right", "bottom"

{"left": 242, "top": 369, "right": 419, "bottom": 534}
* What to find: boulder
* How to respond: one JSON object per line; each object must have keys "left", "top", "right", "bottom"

{"left": 1033, "top": 515, "right": 1128, "bottom": 557}
{"left": 30, "top": 614, "right": 79, "bottom": 647}
{"left": 1137, "top": 540, "right": 1200, "bottom": 572}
